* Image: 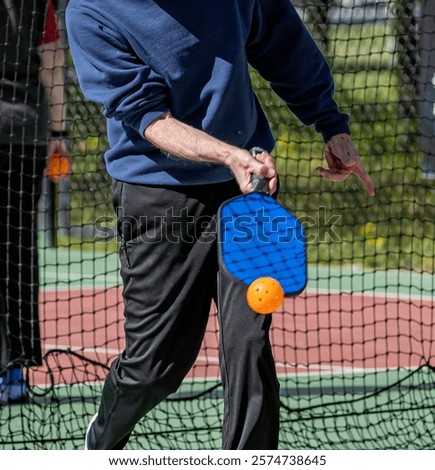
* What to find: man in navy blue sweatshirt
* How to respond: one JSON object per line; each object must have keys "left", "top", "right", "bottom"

{"left": 66, "top": 0, "right": 375, "bottom": 450}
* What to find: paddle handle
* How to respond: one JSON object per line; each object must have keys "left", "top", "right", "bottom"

{"left": 250, "top": 147, "right": 269, "bottom": 193}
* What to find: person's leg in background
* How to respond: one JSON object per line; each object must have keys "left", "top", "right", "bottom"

{"left": 0, "top": 294, "right": 9, "bottom": 373}
{"left": 0, "top": 144, "right": 46, "bottom": 403}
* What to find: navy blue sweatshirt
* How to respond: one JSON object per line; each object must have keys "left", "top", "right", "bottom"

{"left": 66, "top": 0, "right": 350, "bottom": 185}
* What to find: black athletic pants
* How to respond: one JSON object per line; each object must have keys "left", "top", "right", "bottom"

{"left": 0, "top": 145, "right": 45, "bottom": 368}
{"left": 88, "top": 179, "right": 280, "bottom": 450}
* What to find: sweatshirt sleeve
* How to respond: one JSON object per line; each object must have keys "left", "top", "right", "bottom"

{"left": 246, "top": 0, "right": 350, "bottom": 142}
{"left": 65, "top": 6, "right": 169, "bottom": 137}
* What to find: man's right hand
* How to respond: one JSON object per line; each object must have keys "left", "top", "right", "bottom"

{"left": 226, "top": 148, "right": 277, "bottom": 194}
{"left": 145, "top": 113, "right": 278, "bottom": 194}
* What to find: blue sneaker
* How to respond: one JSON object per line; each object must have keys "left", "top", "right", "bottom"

{"left": 0, "top": 367, "right": 30, "bottom": 403}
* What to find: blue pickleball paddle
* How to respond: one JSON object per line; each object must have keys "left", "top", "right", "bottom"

{"left": 217, "top": 148, "right": 307, "bottom": 296}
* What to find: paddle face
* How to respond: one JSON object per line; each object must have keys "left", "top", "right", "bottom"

{"left": 218, "top": 192, "right": 307, "bottom": 296}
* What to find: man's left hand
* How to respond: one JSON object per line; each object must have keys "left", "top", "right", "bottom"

{"left": 316, "top": 133, "right": 375, "bottom": 196}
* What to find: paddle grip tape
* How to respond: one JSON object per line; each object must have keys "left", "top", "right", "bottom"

{"left": 250, "top": 147, "right": 270, "bottom": 193}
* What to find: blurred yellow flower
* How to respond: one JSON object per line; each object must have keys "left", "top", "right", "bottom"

{"left": 360, "top": 222, "right": 376, "bottom": 238}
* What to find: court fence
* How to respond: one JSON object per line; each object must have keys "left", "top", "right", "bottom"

{"left": 1, "top": 0, "right": 434, "bottom": 450}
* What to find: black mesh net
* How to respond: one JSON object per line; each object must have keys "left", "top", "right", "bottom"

{"left": 0, "top": 0, "right": 434, "bottom": 450}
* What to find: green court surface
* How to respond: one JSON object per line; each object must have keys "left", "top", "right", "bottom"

{"left": 3, "top": 368, "right": 435, "bottom": 450}
{"left": 40, "top": 246, "right": 434, "bottom": 298}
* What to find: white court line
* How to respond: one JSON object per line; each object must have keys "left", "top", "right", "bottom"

{"left": 274, "top": 361, "right": 420, "bottom": 377}
{"left": 42, "top": 343, "right": 417, "bottom": 380}
{"left": 42, "top": 271, "right": 121, "bottom": 284}
{"left": 43, "top": 343, "right": 219, "bottom": 364}
{"left": 42, "top": 343, "right": 122, "bottom": 356}
{"left": 40, "top": 281, "right": 433, "bottom": 301}
{"left": 307, "top": 288, "right": 433, "bottom": 302}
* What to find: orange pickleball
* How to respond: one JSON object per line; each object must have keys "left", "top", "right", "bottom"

{"left": 45, "top": 150, "right": 71, "bottom": 182}
{"left": 246, "top": 277, "right": 284, "bottom": 314}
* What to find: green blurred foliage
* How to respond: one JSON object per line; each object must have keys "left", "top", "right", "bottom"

{"left": 63, "top": 19, "right": 434, "bottom": 272}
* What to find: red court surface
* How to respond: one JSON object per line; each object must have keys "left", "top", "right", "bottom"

{"left": 30, "top": 288, "right": 434, "bottom": 388}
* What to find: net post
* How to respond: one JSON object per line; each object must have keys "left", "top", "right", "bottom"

{"left": 419, "top": 0, "right": 435, "bottom": 178}
{"left": 394, "top": 1, "right": 419, "bottom": 125}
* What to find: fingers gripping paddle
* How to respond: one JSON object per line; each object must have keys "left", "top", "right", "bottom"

{"left": 217, "top": 148, "right": 307, "bottom": 312}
